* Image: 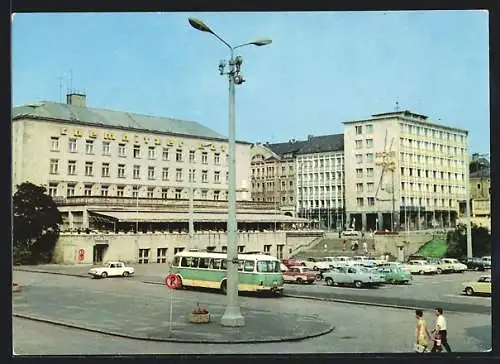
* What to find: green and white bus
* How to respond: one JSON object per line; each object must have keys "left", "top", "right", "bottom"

{"left": 169, "top": 251, "right": 284, "bottom": 296}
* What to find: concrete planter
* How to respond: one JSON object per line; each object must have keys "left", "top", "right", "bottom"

{"left": 188, "top": 312, "right": 210, "bottom": 324}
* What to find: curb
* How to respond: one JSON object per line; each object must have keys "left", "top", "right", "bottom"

{"left": 283, "top": 294, "right": 421, "bottom": 311}
{"left": 13, "top": 313, "right": 334, "bottom": 344}
{"left": 13, "top": 268, "right": 89, "bottom": 278}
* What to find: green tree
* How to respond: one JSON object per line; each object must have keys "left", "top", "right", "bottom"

{"left": 13, "top": 182, "right": 62, "bottom": 265}
{"left": 446, "top": 223, "right": 491, "bottom": 258}
{"left": 469, "top": 153, "right": 489, "bottom": 174}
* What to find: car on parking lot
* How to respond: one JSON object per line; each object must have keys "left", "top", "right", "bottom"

{"left": 303, "top": 257, "right": 331, "bottom": 271}
{"left": 282, "top": 266, "right": 317, "bottom": 284}
{"left": 281, "top": 258, "right": 306, "bottom": 268}
{"left": 324, "top": 256, "right": 352, "bottom": 267}
{"left": 373, "top": 266, "right": 412, "bottom": 284}
{"left": 402, "top": 260, "right": 438, "bottom": 275}
{"left": 350, "top": 255, "right": 375, "bottom": 267}
{"left": 440, "top": 258, "right": 467, "bottom": 273}
{"left": 426, "top": 258, "right": 454, "bottom": 274}
{"left": 462, "top": 257, "right": 491, "bottom": 271}
{"left": 462, "top": 275, "right": 491, "bottom": 296}
{"left": 88, "top": 261, "right": 135, "bottom": 278}
{"left": 323, "top": 266, "right": 385, "bottom": 288}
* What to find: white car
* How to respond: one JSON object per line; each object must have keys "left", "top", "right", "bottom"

{"left": 324, "top": 256, "right": 352, "bottom": 267}
{"left": 88, "top": 261, "right": 135, "bottom": 278}
{"left": 402, "top": 260, "right": 438, "bottom": 275}
{"left": 349, "top": 256, "right": 375, "bottom": 267}
{"left": 303, "top": 257, "right": 331, "bottom": 271}
{"left": 440, "top": 258, "right": 467, "bottom": 273}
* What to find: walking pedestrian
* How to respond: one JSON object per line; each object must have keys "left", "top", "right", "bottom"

{"left": 342, "top": 239, "right": 346, "bottom": 251}
{"left": 362, "top": 241, "right": 368, "bottom": 255}
{"left": 431, "top": 308, "right": 452, "bottom": 352}
{"left": 414, "top": 309, "right": 431, "bottom": 353}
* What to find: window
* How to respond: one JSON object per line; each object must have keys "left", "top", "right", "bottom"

{"left": 85, "top": 140, "right": 94, "bottom": 154}
{"left": 118, "top": 143, "right": 126, "bottom": 157}
{"left": 263, "top": 245, "right": 271, "bottom": 254}
{"left": 213, "top": 190, "right": 220, "bottom": 201}
{"left": 198, "top": 258, "right": 209, "bottom": 269}
{"left": 162, "top": 167, "right": 169, "bottom": 181}
{"left": 238, "top": 245, "right": 245, "bottom": 253}
{"left": 356, "top": 183, "right": 363, "bottom": 193}
{"left": 187, "top": 150, "right": 195, "bottom": 163}
{"left": 366, "top": 153, "right": 373, "bottom": 163}
{"left": 117, "top": 185, "right": 125, "bottom": 197}
{"left": 214, "top": 171, "right": 221, "bottom": 183}
{"left": 138, "top": 249, "right": 150, "bottom": 264}
{"left": 148, "top": 166, "right": 155, "bottom": 180}
{"left": 214, "top": 153, "right": 220, "bottom": 165}
{"left": 67, "top": 184, "right": 75, "bottom": 197}
{"left": 176, "top": 168, "right": 183, "bottom": 182}
{"left": 102, "top": 163, "right": 110, "bottom": 177}
{"left": 365, "top": 124, "right": 374, "bottom": 133}
{"left": 209, "top": 258, "right": 221, "bottom": 269}
{"left": 201, "top": 190, "right": 208, "bottom": 199}
{"left": 68, "top": 138, "right": 77, "bottom": 153}
{"left": 257, "top": 260, "right": 280, "bottom": 272}
{"left": 132, "top": 186, "right": 139, "bottom": 198}
{"left": 356, "top": 198, "right": 364, "bottom": 207}
{"left": 366, "top": 139, "right": 373, "bottom": 148}
{"left": 68, "top": 160, "right": 76, "bottom": 175}
{"left": 356, "top": 154, "right": 363, "bottom": 164}
{"left": 355, "top": 140, "right": 363, "bottom": 149}
{"left": 355, "top": 125, "right": 362, "bottom": 135}
{"left": 176, "top": 149, "right": 183, "bottom": 162}
{"left": 202, "top": 152, "right": 208, "bottom": 164}
{"left": 156, "top": 248, "right": 167, "bottom": 263}
{"left": 102, "top": 141, "right": 111, "bottom": 156}
{"left": 84, "top": 184, "right": 92, "bottom": 196}
{"left": 175, "top": 189, "right": 182, "bottom": 199}
{"left": 85, "top": 161, "right": 93, "bottom": 176}
{"left": 133, "top": 144, "right": 141, "bottom": 158}
{"left": 133, "top": 165, "right": 140, "bottom": 179}
{"left": 356, "top": 168, "right": 363, "bottom": 178}
{"left": 202, "top": 170, "right": 208, "bottom": 183}
{"left": 276, "top": 244, "right": 284, "bottom": 259}
{"left": 118, "top": 164, "right": 125, "bottom": 178}
{"left": 148, "top": 146, "right": 156, "bottom": 159}
{"left": 101, "top": 185, "right": 109, "bottom": 196}
{"left": 147, "top": 187, "right": 154, "bottom": 198}
{"left": 162, "top": 148, "right": 169, "bottom": 161}
{"left": 367, "top": 197, "right": 375, "bottom": 206}
{"left": 366, "top": 168, "right": 374, "bottom": 177}
{"left": 367, "top": 182, "right": 374, "bottom": 192}
{"left": 161, "top": 188, "right": 168, "bottom": 199}
{"left": 244, "top": 260, "right": 255, "bottom": 272}
{"left": 51, "top": 137, "right": 59, "bottom": 151}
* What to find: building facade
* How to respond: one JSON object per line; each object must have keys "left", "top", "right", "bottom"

{"left": 469, "top": 168, "right": 490, "bottom": 230}
{"left": 12, "top": 93, "right": 252, "bottom": 202}
{"left": 343, "top": 110, "right": 468, "bottom": 232}
{"left": 295, "top": 134, "right": 345, "bottom": 230}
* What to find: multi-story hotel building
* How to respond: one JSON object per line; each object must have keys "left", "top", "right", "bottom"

{"left": 295, "top": 134, "right": 345, "bottom": 230}
{"left": 12, "top": 93, "right": 253, "bottom": 203}
{"left": 343, "top": 110, "right": 468, "bottom": 232}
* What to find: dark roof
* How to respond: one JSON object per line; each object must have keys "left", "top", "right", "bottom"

{"left": 12, "top": 100, "right": 226, "bottom": 140}
{"left": 470, "top": 168, "right": 490, "bottom": 178}
{"left": 266, "top": 140, "right": 307, "bottom": 156}
{"left": 267, "top": 133, "right": 344, "bottom": 156}
{"left": 372, "top": 110, "right": 428, "bottom": 120}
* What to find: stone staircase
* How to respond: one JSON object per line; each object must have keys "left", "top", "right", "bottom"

{"left": 292, "top": 236, "right": 376, "bottom": 259}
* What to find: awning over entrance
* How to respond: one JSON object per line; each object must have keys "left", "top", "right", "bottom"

{"left": 89, "top": 210, "right": 307, "bottom": 223}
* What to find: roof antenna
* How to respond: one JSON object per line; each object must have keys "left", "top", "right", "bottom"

{"left": 69, "top": 68, "right": 73, "bottom": 94}
{"left": 57, "top": 76, "right": 64, "bottom": 102}
{"left": 395, "top": 100, "right": 400, "bottom": 112}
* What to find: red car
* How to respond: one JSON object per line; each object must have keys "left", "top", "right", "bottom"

{"left": 283, "top": 266, "right": 317, "bottom": 284}
{"left": 282, "top": 258, "right": 306, "bottom": 268}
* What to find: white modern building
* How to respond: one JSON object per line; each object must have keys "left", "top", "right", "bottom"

{"left": 343, "top": 110, "right": 468, "bottom": 232}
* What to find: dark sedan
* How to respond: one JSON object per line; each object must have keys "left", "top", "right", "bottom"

{"left": 460, "top": 257, "right": 491, "bottom": 271}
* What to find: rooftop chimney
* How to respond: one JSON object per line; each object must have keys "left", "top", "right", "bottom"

{"left": 66, "top": 92, "right": 87, "bottom": 107}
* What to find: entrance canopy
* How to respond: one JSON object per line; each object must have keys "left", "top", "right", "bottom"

{"left": 89, "top": 210, "right": 308, "bottom": 224}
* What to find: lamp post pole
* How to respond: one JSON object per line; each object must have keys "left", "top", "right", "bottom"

{"left": 188, "top": 17, "right": 271, "bottom": 327}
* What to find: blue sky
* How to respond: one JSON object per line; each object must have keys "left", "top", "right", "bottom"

{"left": 12, "top": 11, "right": 489, "bottom": 155}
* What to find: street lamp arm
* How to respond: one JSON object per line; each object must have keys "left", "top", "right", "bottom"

{"left": 212, "top": 33, "right": 234, "bottom": 52}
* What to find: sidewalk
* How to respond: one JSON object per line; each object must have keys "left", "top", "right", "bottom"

{"left": 12, "top": 264, "right": 334, "bottom": 343}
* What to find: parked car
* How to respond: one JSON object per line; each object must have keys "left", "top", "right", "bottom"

{"left": 282, "top": 266, "right": 317, "bottom": 284}
{"left": 426, "top": 258, "right": 454, "bottom": 274}
{"left": 463, "top": 257, "right": 491, "bottom": 271}
{"left": 324, "top": 256, "right": 352, "bottom": 267}
{"left": 440, "top": 258, "right": 467, "bottom": 273}
{"left": 481, "top": 256, "right": 491, "bottom": 266}
{"left": 462, "top": 275, "right": 491, "bottom": 296}
{"left": 280, "top": 263, "right": 288, "bottom": 272}
{"left": 303, "top": 257, "right": 331, "bottom": 271}
{"left": 282, "top": 258, "right": 306, "bottom": 268}
{"left": 374, "top": 266, "right": 412, "bottom": 284}
{"left": 88, "top": 261, "right": 135, "bottom": 278}
{"left": 341, "top": 229, "right": 362, "bottom": 238}
{"left": 323, "top": 266, "right": 385, "bottom": 288}
{"left": 402, "top": 260, "right": 438, "bottom": 275}
{"left": 376, "top": 261, "right": 405, "bottom": 270}
{"left": 350, "top": 255, "right": 375, "bottom": 267}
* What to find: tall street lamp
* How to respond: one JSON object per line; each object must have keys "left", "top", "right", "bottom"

{"left": 188, "top": 17, "right": 271, "bottom": 327}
